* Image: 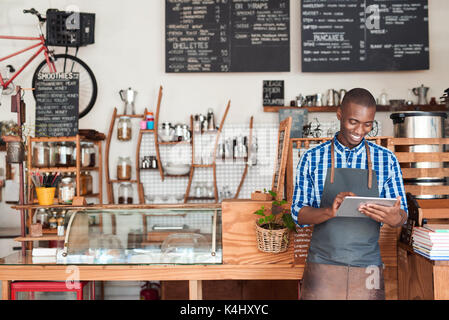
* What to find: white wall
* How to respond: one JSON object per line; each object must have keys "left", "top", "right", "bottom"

{"left": 0, "top": 0, "right": 448, "bottom": 231}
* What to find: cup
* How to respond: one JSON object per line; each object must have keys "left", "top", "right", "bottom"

{"left": 140, "top": 121, "right": 147, "bottom": 130}
{"left": 36, "top": 187, "right": 56, "bottom": 206}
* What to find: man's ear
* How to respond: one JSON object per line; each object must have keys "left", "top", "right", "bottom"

{"left": 336, "top": 106, "right": 342, "bottom": 121}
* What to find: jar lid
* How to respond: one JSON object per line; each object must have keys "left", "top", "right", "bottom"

{"left": 61, "top": 177, "right": 73, "bottom": 183}
{"left": 121, "top": 182, "right": 132, "bottom": 185}
{"left": 119, "top": 116, "right": 131, "bottom": 119}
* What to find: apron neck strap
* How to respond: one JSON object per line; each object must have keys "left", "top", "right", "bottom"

{"left": 331, "top": 139, "right": 373, "bottom": 189}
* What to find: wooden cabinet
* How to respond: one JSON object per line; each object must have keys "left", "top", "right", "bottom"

{"left": 398, "top": 242, "right": 449, "bottom": 300}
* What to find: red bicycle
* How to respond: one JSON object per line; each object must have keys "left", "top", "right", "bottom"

{"left": 0, "top": 8, "right": 97, "bottom": 118}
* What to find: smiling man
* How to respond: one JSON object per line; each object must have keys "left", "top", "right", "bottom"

{"left": 291, "top": 88, "right": 408, "bottom": 300}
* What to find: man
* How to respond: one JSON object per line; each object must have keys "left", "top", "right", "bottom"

{"left": 291, "top": 88, "right": 408, "bottom": 300}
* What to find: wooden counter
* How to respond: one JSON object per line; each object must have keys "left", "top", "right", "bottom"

{"left": 0, "top": 200, "right": 401, "bottom": 300}
{"left": 398, "top": 242, "right": 449, "bottom": 300}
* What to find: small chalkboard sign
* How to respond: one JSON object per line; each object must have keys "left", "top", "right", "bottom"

{"left": 35, "top": 72, "right": 79, "bottom": 137}
{"left": 263, "top": 80, "right": 284, "bottom": 106}
{"left": 272, "top": 117, "right": 292, "bottom": 200}
{"left": 293, "top": 226, "right": 313, "bottom": 265}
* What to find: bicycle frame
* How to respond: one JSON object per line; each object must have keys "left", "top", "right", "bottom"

{"left": 0, "top": 34, "right": 55, "bottom": 89}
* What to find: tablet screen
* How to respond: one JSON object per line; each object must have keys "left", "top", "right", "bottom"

{"left": 336, "top": 196, "right": 397, "bottom": 218}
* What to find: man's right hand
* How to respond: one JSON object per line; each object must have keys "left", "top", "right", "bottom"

{"left": 329, "top": 192, "right": 357, "bottom": 217}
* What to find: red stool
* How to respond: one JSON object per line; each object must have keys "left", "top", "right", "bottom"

{"left": 11, "top": 281, "right": 95, "bottom": 300}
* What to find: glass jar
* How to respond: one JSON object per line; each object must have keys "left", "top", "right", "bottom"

{"left": 81, "top": 142, "right": 96, "bottom": 167}
{"left": 58, "top": 176, "right": 76, "bottom": 204}
{"left": 35, "top": 208, "right": 49, "bottom": 229}
{"left": 117, "top": 116, "right": 132, "bottom": 141}
{"left": 56, "top": 142, "right": 74, "bottom": 167}
{"left": 80, "top": 172, "right": 93, "bottom": 195}
{"left": 48, "top": 142, "right": 58, "bottom": 167}
{"left": 32, "top": 142, "right": 50, "bottom": 168}
{"left": 48, "top": 212, "right": 58, "bottom": 229}
{"left": 117, "top": 156, "right": 132, "bottom": 180}
{"left": 118, "top": 182, "right": 133, "bottom": 204}
{"left": 88, "top": 143, "right": 96, "bottom": 167}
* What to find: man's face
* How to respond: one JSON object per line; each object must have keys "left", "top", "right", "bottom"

{"left": 336, "top": 102, "right": 376, "bottom": 149}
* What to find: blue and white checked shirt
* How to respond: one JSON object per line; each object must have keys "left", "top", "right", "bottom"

{"left": 291, "top": 133, "right": 408, "bottom": 227}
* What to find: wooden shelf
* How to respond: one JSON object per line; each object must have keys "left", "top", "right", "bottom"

{"left": 159, "top": 140, "right": 191, "bottom": 145}
{"left": 116, "top": 114, "right": 144, "bottom": 118}
{"left": 109, "top": 179, "right": 138, "bottom": 183}
{"left": 140, "top": 129, "right": 155, "bottom": 133}
{"left": 30, "top": 167, "right": 77, "bottom": 173}
{"left": 14, "top": 235, "right": 64, "bottom": 242}
{"left": 186, "top": 197, "right": 216, "bottom": 201}
{"left": 192, "top": 164, "right": 214, "bottom": 168}
{"left": 263, "top": 104, "right": 449, "bottom": 113}
{"left": 30, "top": 166, "right": 99, "bottom": 173}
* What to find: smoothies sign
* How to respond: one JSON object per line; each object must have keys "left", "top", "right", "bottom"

{"left": 35, "top": 72, "right": 79, "bottom": 137}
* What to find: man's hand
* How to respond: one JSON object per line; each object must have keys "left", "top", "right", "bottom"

{"left": 329, "top": 192, "right": 357, "bottom": 217}
{"left": 358, "top": 196, "right": 405, "bottom": 227}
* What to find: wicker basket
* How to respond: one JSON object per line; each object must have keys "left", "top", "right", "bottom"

{"left": 255, "top": 221, "right": 289, "bottom": 253}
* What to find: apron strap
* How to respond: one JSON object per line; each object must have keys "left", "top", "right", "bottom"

{"left": 330, "top": 139, "right": 373, "bottom": 189}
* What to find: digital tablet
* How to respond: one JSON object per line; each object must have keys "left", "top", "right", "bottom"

{"left": 336, "top": 196, "right": 397, "bottom": 218}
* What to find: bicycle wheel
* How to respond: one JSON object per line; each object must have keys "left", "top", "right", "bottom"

{"left": 32, "top": 54, "right": 98, "bottom": 119}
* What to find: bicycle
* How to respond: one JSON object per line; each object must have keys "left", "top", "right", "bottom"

{"left": 0, "top": 8, "right": 97, "bottom": 118}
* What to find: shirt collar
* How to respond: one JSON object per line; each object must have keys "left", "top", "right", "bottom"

{"left": 333, "top": 132, "right": 366, "bottom": 155}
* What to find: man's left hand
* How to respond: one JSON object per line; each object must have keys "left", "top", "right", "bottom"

{"left": 358, "top": 196, "right": 405, "bottom": 228}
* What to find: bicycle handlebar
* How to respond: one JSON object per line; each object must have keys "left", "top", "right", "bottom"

{"left": 23, "top": 8, "right": 45, "bottom": 22}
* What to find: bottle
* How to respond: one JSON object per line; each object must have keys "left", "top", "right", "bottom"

{"left": 48, "top": 212, "right": 57, "bottom": 229}
{"left": 56, "top": 211, "right": 65, "bottom": 236}
{"left": 146, "top": 112, "right": 154, "bottom": 130}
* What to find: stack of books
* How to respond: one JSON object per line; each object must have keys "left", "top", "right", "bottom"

{"left": 412, "top": 224, "right": 449, "bottom": 260}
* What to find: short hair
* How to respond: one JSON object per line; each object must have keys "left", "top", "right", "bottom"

{"left": 341, "top": 88, "right": 376, "bottom": 110}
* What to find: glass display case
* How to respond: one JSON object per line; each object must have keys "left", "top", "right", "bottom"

{"left": 58, "top": 207, "right": 222, "bottom": 265}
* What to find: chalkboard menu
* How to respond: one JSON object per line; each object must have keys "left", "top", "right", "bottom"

{"left": 35, "top": 72, "right": 79, "bottom": 137}
{"left": 301, "top": 0, "right": 429, "bottom": 72}
{"left": 293, "top": 226, "right": 313, "bottom": 265}
{"left": 166, "top": 0, "right": 290, "bottom": 72}
{"left": 263, "top": 80, "right": 284, "bottom": 106}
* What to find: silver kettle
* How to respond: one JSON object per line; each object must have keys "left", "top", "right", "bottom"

{"left": 119, "top": 87, "right": 137, "bottom": 115}
{"left": 412, "top": 84, "right": 429, "bottom": 105}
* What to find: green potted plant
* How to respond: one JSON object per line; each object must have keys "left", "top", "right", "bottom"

{"left": 253, "top": 189, "right": 296, "bottom": 253}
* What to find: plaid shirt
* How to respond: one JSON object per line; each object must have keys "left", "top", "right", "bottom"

{"left": 291, "top": 133, "right": 408, "bottom": 227}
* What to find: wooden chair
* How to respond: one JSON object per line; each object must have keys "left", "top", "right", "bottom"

{"left": 386, "top": 137, "right": 449, "bottom": 226}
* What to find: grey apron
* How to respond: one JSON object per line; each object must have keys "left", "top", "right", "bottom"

{"left": 301, "top": 140, "right": 385, "bottom": 300}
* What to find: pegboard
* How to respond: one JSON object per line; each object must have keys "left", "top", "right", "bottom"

{"left": 139, "top": 123, "right": 279, "bottom": 203}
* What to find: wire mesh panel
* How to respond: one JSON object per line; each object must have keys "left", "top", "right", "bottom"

{"left": 139, "top": 122, "right": 279, "bottom": 203}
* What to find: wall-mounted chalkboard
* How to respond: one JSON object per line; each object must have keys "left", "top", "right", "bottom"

{"left": 301, "top": 0, "right": 429, "bottom": 72}
{"left": 166, "top": 0, "right": 290, "bottom": 73}
{"left": 263, "top": 80, "right": 284, "bottom": 106}
{"left": 35, "top": 72, "right": 79, "bottom": 137}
